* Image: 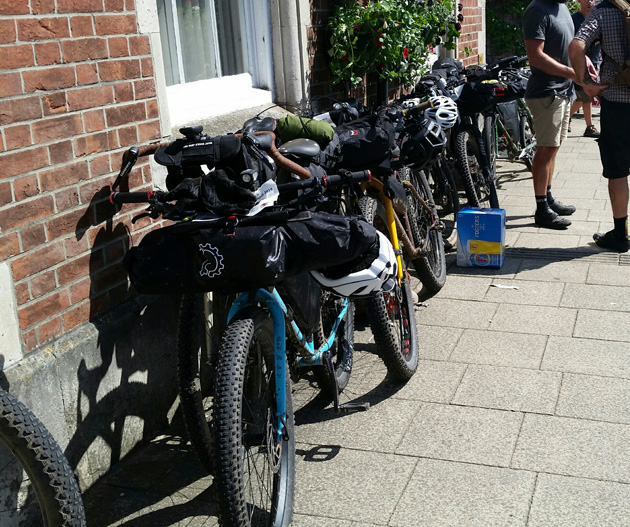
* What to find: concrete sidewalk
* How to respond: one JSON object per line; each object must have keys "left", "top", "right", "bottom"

{"left": 84, "top": 111, "right": 630, "bottom": 526}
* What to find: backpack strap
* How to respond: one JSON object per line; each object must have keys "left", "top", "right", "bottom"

{"left": 607, "top": 0, "right": 630, "bottom": 72}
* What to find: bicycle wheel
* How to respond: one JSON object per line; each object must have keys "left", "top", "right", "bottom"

{"left": 454, "top": 128, "right": 500, "bottom": 209}
{"left": 519, "top": 113, "right": 536, "bottom": 172}
{"left": 406, "top": 168, "right": 446, "bottom": 293}
{"left": 427, "top": 154, "right": 459, "bottom": 245}
{"left": 483, "top": 115, "right": 497, "bottom": 170}
{"left": 214, "top": 306, "right": 294, "bottom": 527}
{"left": 0, "top": 389, "right": 86, "bottom": 527}
{"left": 358, "top": 196, "right": 419, "bottom": 381}
{"left": 313, "top": 293, "right": 354, "bottom": 396}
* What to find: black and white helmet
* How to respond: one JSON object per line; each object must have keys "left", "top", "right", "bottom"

{"left": 310, "top": 231, "right": 397, "bottom": 297}
{"left": 425, "top": 95, "right": 458, "bottom": 129}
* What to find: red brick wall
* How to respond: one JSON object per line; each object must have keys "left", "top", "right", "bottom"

{"left": 459, "top": 0, "right": 483, "bottom": 67}
{"left": 0, "top": 0, "right": 164, "bottom": 353}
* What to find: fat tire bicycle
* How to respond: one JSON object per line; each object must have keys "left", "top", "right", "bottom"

{"left": 0, "top": 388, "right": 86, "bottom": 527}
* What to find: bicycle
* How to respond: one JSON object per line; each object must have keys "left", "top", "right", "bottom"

{"left": 110, "top": 128, "right": 403, "bottom": 526}
{"left": 0, "top": 388, "right": 86, "bottom": 527}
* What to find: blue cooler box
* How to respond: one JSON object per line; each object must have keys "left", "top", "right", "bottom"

{"left": 456, "top": 207, "right": 506, "bottom": 268}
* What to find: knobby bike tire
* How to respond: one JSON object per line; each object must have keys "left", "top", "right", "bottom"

{"left": 176, "top": 293, "right": 216, "bottom": 475}
{"left": 406, "top": 169, "right": 446, "bottom": 293}
{"left": 214, "top": 307, "right": 294, "bottom": 527}
{"left": 358, "top": 196, "right": 419, "bottom": 381}
{"left": 427, "top": 155, "right": 459, "bottom": 246}
{"left": 483, "top": 115, "right": 497, "bottom": 171}
{"left": 313, "top": 294, "right": 354, "bottom": 396}
{"left": 454, "top": 128, "right": 500, "bottom": 209}
{"left": 519, "top": 114, "right": 535, "bottom": 172}
{"left": 0, "top": 389, "right": 86, "bottom": 527}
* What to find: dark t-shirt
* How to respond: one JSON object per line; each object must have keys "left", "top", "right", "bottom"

{"left": 572, "top": 11, "right": 602, "bottom": 65}
{"left": 523, "top": 0, "right": 575, "bottom": 98}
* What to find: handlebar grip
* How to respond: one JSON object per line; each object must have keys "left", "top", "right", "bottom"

{"left": 110, "top": 191, "right": 154, "bottom": 204}
{"left": 137, "top": 142, "right": 171, "bottom": 157}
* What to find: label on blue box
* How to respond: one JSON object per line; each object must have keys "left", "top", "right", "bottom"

{"left": 456, "top": 207, "right": 506, "bottom": 268}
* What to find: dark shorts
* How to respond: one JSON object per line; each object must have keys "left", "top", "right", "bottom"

{"left": 574, "top": 84, "right": 591, "bottom": 103}
{"left": 599, "top": 97, "right": 630, "bottom": 180}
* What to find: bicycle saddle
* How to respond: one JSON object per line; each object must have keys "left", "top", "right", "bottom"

{"left": 242, "top": 116, "right": 277, "bottom": 133}
{"left": 278, "top": 138, "right": 321, "bottom": 159}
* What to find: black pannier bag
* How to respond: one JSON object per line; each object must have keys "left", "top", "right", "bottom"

{"left": 329, "top": 113, "right": 396, "bottom": 170}
{"left": 457, "top": 78, "right": 526, "bottom": 115}
{"left": 123, "top": 210, "right": 378, "bottom": 294}
{"left": 497, "top": 100, "right": 520, "bottom": 142}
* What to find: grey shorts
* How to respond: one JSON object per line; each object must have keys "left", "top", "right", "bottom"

{"left": 574, "top": 85, "right": 591, "bottom": 103}
{"left": 525, "top": 95, "right": 571, "bottom": 147}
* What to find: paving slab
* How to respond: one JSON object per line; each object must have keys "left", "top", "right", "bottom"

{"left": 389, "top": 458, "right": 535, "bottom": 527}
{"left": 560, "top": 283, "right": 630, "bottom": 312}
{"left": 432, "top": 274, "right": 493, "bottom": 301}
{"left": 293, "top": 446, "right": 415, "bottom": 525}
{"left": 450, "top": 329, "right": 547, "bottom": 368}
{"left": 528, "top": 473, "right": 630, "bottom": 527}
{"left": 396, "top": 403, "right": 523, "bottom": 467}
{"left": 488, "top": 304, "right": 577, "bottom": 336}
{"left": 511, "top": 414, "right": 630, "bottom": 483}
{"left": 514, "top": 258, "right": 589, "bottom": 283}
{"left": 484, "top": 278, "right": 565, "bottom": 306}
{"left": 587, "top": 263, "right": 630, "bottom": 286}
{"left": 415, "top": 298, "right": 499, "bottom": 330}
{"left": 574, "top": 309, "right": 630, "bottom": 342}
{"left": 415, "top": 324, "right": 464, "bottom": 361}
{"left": 452, "top": 365, "right": 561, "bottom": 414}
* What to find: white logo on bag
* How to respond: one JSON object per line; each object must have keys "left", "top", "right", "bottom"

{"left": 198, "top": 243, "right": 224, "bottom": 278}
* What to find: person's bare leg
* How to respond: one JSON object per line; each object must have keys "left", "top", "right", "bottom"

{"left": 609, "top": 177, "right": 629, "bottom": 218}
{"left": 569, "top": 100, "right": 582, "bottom": 120}
{"left": 583, "top": 101, "right": 593, "bottom": 127}
{"left": 594, "top": 177, "right": 630, "bottom": 251}
{"left": 532, "top": 145, "right": 559, "bottom": 195}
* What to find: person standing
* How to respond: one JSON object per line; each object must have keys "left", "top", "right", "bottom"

{"left": 568, "top": 0, "right": 602, "bottom": 137}
{"left": 570, "top": 1, "right": 629, "bottom": 252}
{"left": 523, "top": 0, "right": 585, "bottom": 229}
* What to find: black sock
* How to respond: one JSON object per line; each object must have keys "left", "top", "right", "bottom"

{"left": 536, "top": 195, "right": 550, "bottom": 213}
{"left": 546, "top": 186, "right": 555, "bottom": 205}
{"left": 613, "top": 216, "right": 628, "bottom": 238}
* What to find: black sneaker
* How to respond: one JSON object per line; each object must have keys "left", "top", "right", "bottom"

{"left": 584, "top": 125, "right": 600, "bottom": 138}
{"left": 593, "top": 230, "right": 629, "bottom": 252}
{"left": 534, "top": 209, "right": 572, "bottom": 229}
{"left": 568, "top": 120, "right": 572, "bottom": 133}
{"left": 549, "top": 199, "right": 576, "bottom": 216}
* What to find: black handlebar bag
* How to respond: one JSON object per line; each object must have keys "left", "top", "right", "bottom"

{"left": 123, "top": 210, "right": 378, "bottom": 294}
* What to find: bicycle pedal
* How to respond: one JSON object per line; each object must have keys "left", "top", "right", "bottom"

{"left": 337, "top": 402, "right": 370, "bottom": 413}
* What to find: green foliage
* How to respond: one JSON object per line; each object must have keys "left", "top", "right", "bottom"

{"left": 327, "top": 0, "right": 461, "bottom": 87}
{"left": 486, "top": 1, "right": 527, "bottom": 58}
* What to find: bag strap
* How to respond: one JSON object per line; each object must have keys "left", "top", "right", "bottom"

{"left": 607, "top": 0, "right": 630, "bottom": 70}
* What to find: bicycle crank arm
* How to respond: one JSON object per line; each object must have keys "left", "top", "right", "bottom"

{"left": 337, "top": 402, "right": 370, "bottom": 413}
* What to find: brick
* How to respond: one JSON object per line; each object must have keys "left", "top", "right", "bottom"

{"left": 64, "top": 235, "right": 88, "bottom": 258}
{"left": 103, "top": 238, "right": 125, "bottom": 264}
{"left": 31, "top": 270, "right": 57, "bottom": 298}
{"left": 61, "top": 38, "right": 108, "bottom": 62}
{"left": 105, "top": 102, "right": 145, "bottom": 127}
{"left": 34, "top": 42, "right": 62, "bottom": 65}
{"left": 140, "top": 57, "right": 153, "bottom": 78}
{"left": 0, "top": 72, "right": 22, "bottom": 97}
{"left": 32, "top": 114, "right": 83, "bottom": 143}
{"left": 0, "top": 196, "right": 54, "bottom": 232}
{"left": 69, "top": 277, "right": 91, "bottom": 303}
{"left": 70, "top": 16, "right": 94, "bottom": 37}
{"left": 57, "top": 253, "right": 90, "bottom": 285}
{"left": 62, "top": 301, "right": 90, "bottom": 332}
{"left": 17, "top": 17, "right": 70, "bottom": 41}
{"left": 0, "top": 146, "right": 48, "bottom": 179}
{"left": 54, "top": 187, "right": 79, "bottom": 210}
{"left": 18, "top": 289, "right": 69, "bottom": 329}
{"left": 12, "top": 242, "right": 64, "bottom": 281}
{"left": 89, "top": 153, "right": 110, "bottom": 177}
{"left": 83, "top": 109, "right": 106, "bottom": 133}
{"left": 133, "top": 78, "right": 155, "bottom": 99}
{"left": 108, "top": 36, "right": 129, "bottom": 57}
{"left": 91, "top": 262, "right": 127, "bottom": 294}
{"left": 73, "top": 131, "right": 114, "bottom": 157}
{"left": 146, "top": 99, "right": 158, "bottom": 118}
{"left": 23, "top": 66, "right": 75, "bottom": 92}
{"left": 66, "top": 85, "right": 114, "bottom": 111}
{"left": 62, "top": 70, "right": 90, "bottom": 95}
{"left": 49, "top": 140, "right": 74, "bottom": 164}
{"left": 4, "top": 124, "right": 32, "bottom": 151}
{"left": 98, "top": 58, "right": 140, "bottom": 81}
{"left": 94, "top": 13, "right": 136, "bottom": 35}
{"left": 19, "top": 223, "right": 46, "bottom": 251}
{"left": 0, "top": 44, "right": 34, "bottom": 70}
{"left": 23, "top": 329, "right": 37, "bottom": 352}
{"left": 117, "top": 125, "right": 137, "bottom": 146}
{"left": 125, "top": 0, "right": 135, "bottom": 10}
{"left": 14, "top": 281, "right": 30, "bottom": 305}
{"left": 40, "top": 161, "right": 90, "bottom": 192}
{"left": 58, "top": 0, "right": 104, "bottom": 13}
{"left": 38, "top": 316, "right": 63, "bottom": 344}
{"left": 129, "top": 35, "right": 150, "bottom": 55}
{"left": 104, "top": 0, "right": 124, "bottom": 11}
{"left": 0, "top": 19, "right": 16, "bottom": 43}
{"left": 138, "top": 120, "right": 161, "bottom": 142}
{"left": 0, "top": 232, "right": 19, "bottom": 260}
{"left": 114, "top": 81, "right": 133, "bottom": 102}
{"left": 13, "top": 174, "right": 39, "bottom": 201}
{"left": 42, "top": 92, "right": 68, "bottom": 115}
{"left": 0, "top": 0, "right": 28, "bottom": 15}
{"left": 31, "top": 0, "right": 55, "bottom": 14}
{"left": 0, "top": 181, "right": 12, "bottom": 206}
{"left": 0, "top": 96, "right": 42, "bottom": 126}
{"left": 46, "top": 207, "right": 88, "bottom": 241}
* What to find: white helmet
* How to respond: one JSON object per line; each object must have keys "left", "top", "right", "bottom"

{"left": 425, "top": 95, "right": 458, "bottom": 129}
{"left": 310, "top": 231, "right": 397, "bottom": 298}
